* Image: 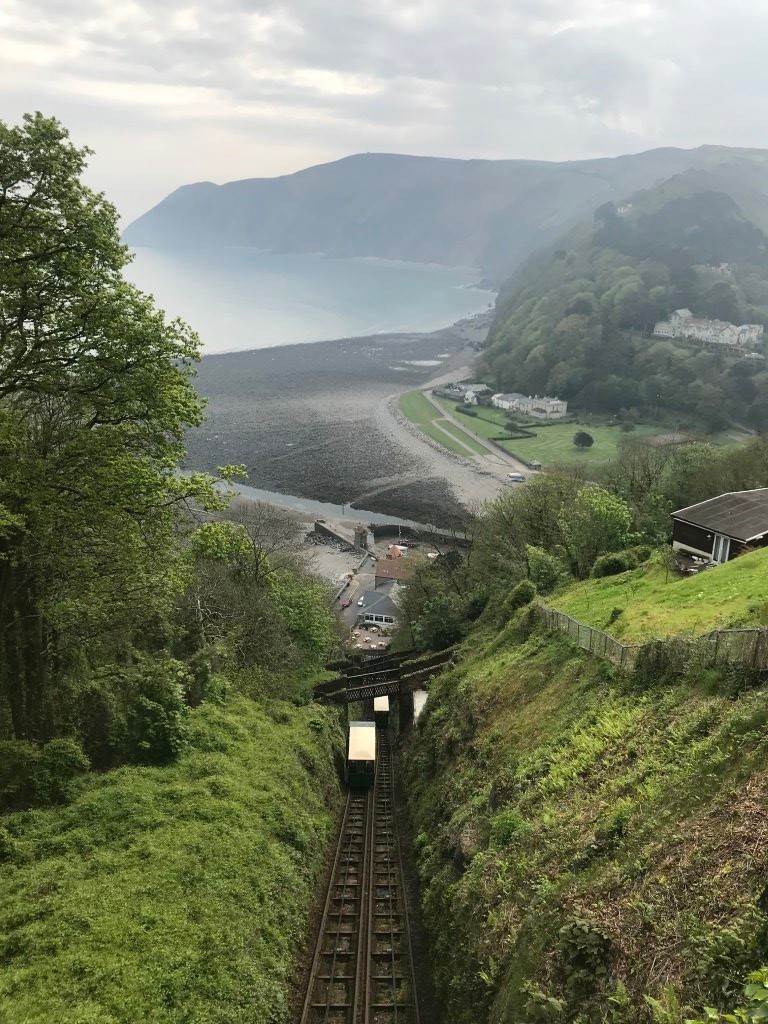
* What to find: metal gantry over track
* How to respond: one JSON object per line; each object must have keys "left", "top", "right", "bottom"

{"left": 299, "top": 729, "right": 420, "bottom": 1024}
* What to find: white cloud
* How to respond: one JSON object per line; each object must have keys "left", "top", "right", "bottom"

{"left": 2, "top": 0, "right": 768, "bottom": 222}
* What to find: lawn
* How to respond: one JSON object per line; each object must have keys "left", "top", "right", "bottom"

{"left": 434, "top": 398, "right": 661, "bottom": 465}
{"left": 398, "top": 391, "right": 488, "bottom": 457}
{"left": 551, "top": 546, "right": 768, "bottom": 641}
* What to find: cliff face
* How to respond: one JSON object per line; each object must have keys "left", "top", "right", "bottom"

{"left": 123, "top": 147, "right": 768, "bottom": 278}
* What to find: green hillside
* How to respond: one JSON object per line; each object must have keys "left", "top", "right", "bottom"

{"left": 481, "top": 177, "right": 768, "bottom": 431}
{"left": 551, "top": 547, "right": 768, "bottom": 640}
{"left": 405, "top": 609, "right": 768, "bottom": 1024}
{"left": 0, "top": 697, "right": 343, "bottom": 1023}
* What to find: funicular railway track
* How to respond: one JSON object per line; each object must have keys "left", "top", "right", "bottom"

{"left": 366, "top": 729, "right": 420, "bottom": 1024}
{"left": 299, "top": 730, "right": 420, "bottom": 1024}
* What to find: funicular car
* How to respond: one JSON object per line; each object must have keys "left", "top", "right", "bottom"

{"left": 345, "top": 721, "right": 376, "bottom": 788}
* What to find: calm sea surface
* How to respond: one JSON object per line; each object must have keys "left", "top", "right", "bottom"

{"left": 124, "top": 246, "right": 494, "bottom": 355}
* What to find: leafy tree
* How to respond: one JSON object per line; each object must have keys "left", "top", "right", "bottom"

{"left": 412, "top": 593, "right": 465, "bottom": 652}
{"left": 0, "top": 113, "right": 219, "bottom": 743}
{"left": 525, "top": 545, "right": 567, "bottom": 594}
{"left": 573, "top": 431, "right": 594, "bottom": 450}
{"left": 559, "top": 486, "right": 632, "bottom": 577}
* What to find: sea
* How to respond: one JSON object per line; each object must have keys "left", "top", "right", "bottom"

{"left": 124, "top": 246, "right": 494, "bottom": 355}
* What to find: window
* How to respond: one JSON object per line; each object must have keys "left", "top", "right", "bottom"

{"left": 712, "top": 534, "right": 731, "bottom": 563}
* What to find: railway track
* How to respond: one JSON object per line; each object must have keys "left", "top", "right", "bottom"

{"left": 366, "top": 729, "right": 420, "bottom": 1024}
{"left": 299, "top": 730, "right": 420, "bottom": 1024}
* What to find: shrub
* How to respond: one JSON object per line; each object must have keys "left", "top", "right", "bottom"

{"left": 592, "top": 545, "right": 653, "bottom": 578}
{"left": 526, "top": 545, "right": 567, "bottom": 594}
{"left": 118, "top": 660, "right": 191, "bottom": 765}
{"left": 34, "top": 739, "right": 90, "bottom": 804}
{"left": 490, "top": 808, "right": 528, "bottom": 847}
{"left": 503, "top": 580, "right": 537, "bottom": 619}
{"left": 0, "top": 738, "right": 89, "bottom": 811}
{"left": 592, "top": 552, "right": 634, "bottom": 577}
{"left": 0, "top": 741, "right": 39, "bottom": 810}
{"left": 557, "top": 918, "right": 612, "bottom": 995}
{"left": 464, "top": 589, "right": 490, "bottom": 621}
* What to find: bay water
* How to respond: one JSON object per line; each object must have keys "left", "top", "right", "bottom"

{"left": 124, "top": 246, "right": 494, "bottom": 355}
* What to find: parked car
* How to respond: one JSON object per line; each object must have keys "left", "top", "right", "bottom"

{"left": 357, "top": 597, "right": 365, "bottom": 606}
{"left": 341, "top": 597, "right": 352, "bottom": 608}
{"left": 507, "top": 471, "right": 525, "bottom": 483}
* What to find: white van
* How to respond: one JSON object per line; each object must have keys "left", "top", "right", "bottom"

{"left": 507, "top": 472, "right": 525, "bottom": 483}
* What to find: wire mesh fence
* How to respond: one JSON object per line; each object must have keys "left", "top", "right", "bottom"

{"left": 535, "top": 606, "right": 768, "bottom": 673}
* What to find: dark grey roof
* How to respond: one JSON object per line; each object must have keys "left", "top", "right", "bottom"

{"left": 672, "top": 489, "right": 768, "bottom": 542}
{"left": 360, "top": 590, "right": 399, "bottom": 616}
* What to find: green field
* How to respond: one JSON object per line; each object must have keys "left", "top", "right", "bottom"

{"left": 398, "top": 391, "right": 488, "bottom": 456}
{"left": 434, "top": 398, "right": 663, "bottom": 465}
{"left": 551, "top": 547, "right": 768, "bottom": 641}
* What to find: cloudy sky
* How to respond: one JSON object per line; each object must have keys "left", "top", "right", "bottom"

{"left": 2, "top": 0, "right": 766, "bottom": 223}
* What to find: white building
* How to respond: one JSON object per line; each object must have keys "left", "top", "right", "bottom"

{"left": 653, "top": 309, "right": 764, "bottom": 350}
{"left": 491, "top": 392, "right": 568, "bottom": 419}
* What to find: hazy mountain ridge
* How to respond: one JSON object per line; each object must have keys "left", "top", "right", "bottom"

{"left": 123, "top": 147, "right": 768, "bottom": 278}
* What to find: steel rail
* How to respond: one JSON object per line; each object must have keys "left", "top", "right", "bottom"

{"left": 299, "top": 788, "right": 373, "bottom": 1024}
{"left": 364, "top": 730, "right": 421, "bottom": 1024}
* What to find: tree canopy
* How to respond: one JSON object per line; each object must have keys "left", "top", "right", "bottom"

{"left": 481, "top": 183, "right": 768, "bottom": 430}
{"left": 0, "top": 114, "right": 223, "bottom": 743}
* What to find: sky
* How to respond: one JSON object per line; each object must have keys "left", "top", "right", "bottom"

{"left": 2, "top": 0, "right": 768, "bottom": 224}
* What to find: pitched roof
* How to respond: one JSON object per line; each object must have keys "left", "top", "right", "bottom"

{"left": 672, "top": 489, "right": 768, "bottom": 542}
{"left": 375, "top": 560, "right": 415, "bottom": 582}
{"left": 360, "top": 590, "right": 399, "bottom": 617}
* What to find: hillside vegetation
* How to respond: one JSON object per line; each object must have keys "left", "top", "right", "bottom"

{"left": 482, "top": 177, "right": 768, "bottom": 431}
{"left": 405, "top": 613, "right": 768, "bottom": 1024}
{"left": 0, "top": 696, "right": 343, "bottom": 1023}
{"left": 551, "top": 547, "right": 768, "bottom": 641}
{"left": 399, "top": 434, "right": 768, "bottom": 1022}
{"left": 0, "top": 114, "right": 345, "bottom": 1023}
{"left": 123, "top": 147, "right": 768, "bottom": 278}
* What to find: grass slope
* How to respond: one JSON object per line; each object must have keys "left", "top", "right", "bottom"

{"left": 551, "top": 547, "right": 768, "bottom": 641}
{"left": 405, "top": 620, "right": 768, "bottom": 1024}
{"left": 0, "top": 696, "right": 343, "bottom": 1024}
{"left": 398, "top": 390, "right": 487, "bottom": 456}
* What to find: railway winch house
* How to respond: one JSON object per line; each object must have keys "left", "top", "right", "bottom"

{"left": 671, "top": 488, "right": 768, "bottom": 564}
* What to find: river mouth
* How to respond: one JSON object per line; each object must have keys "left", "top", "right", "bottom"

{"left": 184, "top": 328, "right": 477, "bottom": 526}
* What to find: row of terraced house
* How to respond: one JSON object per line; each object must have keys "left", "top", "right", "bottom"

{"left": 653, "top": 308, "right": 764, "bottom": 351}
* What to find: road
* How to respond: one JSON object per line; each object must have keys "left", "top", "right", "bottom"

{"left": 338, "top": 553, "right": 377, "bottom": 629}
{"left": 422, "top": 389, "right": 531, "bottom": 477}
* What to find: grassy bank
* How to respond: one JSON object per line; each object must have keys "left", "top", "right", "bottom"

{"left": 404, "top": 618, "right": 768, "bottom": 1024}
{"left": 398, "top": 390, "right": 487, "bottom": 456}
{"left": 551, "top": 547, "right": 768, "bottom": 641}
{"left": 0, "top": 696, "right": 344, "bottom": 1024}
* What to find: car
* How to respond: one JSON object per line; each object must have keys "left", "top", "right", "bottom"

{"left": 341, "top": 598, "right": 352, "bottom": 608}
{"left": 507, "top": 471, "right": 525, "bottom": 482}
{"left": 357, "top": 597, "right": 365, "bottom": 606}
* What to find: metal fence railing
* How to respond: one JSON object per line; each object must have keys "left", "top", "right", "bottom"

{"left": 535, "top": 606, "right": 768, "bottom": 673}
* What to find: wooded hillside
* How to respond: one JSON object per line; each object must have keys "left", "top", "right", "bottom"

{"left": 481, "top": 177, "right": 768, "bottom": 430}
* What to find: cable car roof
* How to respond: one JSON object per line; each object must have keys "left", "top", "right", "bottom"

{"left": 348, "top": 721, "right": 376, "bottom": 760}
